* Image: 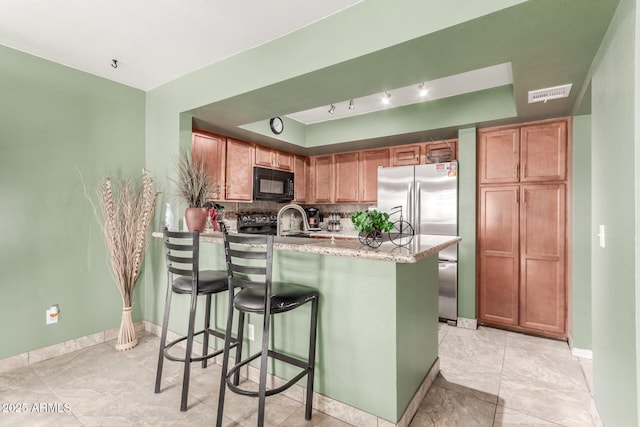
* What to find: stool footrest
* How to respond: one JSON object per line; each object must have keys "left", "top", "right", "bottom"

{"left": 224, "top": 350, "right": 311, "bottom": 397}
{"left": 162, "top": 329, "right": 239, "bottom": 363}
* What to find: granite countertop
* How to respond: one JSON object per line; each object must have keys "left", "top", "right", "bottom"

{"left": 154, "top": 231, "right": 460, "bottom": 263}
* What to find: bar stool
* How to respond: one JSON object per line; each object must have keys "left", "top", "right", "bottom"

{"left": 155, "top": 228, "right": 229, "bottom": 411}
{"left": 216, "top": 232, "right": 319, "bottom": 427}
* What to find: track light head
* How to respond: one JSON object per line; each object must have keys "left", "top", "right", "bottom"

{"left": 328, "top": 104, "right": 335, "bottom": 114}
{"left": 348, "top": 99, "right": 355, "bottom": 110}
{"left": 419, "top": 83, "right": 428, "bottom": 97}
{"left": 382, "top": 91, "right": 391, "bottom": 105}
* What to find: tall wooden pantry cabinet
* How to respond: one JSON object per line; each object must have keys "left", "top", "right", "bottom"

{"left": 477, "top": 119, "right": 568, "bottom": 339}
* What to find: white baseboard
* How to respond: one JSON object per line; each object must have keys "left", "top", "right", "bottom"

{"left": 571, "top": 347, "right": 593, "bottom": 359}
{"left": 0, "top": 321, "right": 145, "bottom": 374}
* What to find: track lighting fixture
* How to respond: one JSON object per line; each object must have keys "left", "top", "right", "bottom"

{"left": 419, "top": 83, "right": 428, "bottom": 97}
{"left": 348, "top": 99, "right": 355, "bottom": 110}
{"left": 328, "top": 104, "right": 335, "bottom": 114}
{"left": 382, "top": 91, "right": 391, "bottom": 105}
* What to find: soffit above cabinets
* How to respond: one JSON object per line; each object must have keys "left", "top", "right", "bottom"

{"left": 287, "top": 63, "right": 514, "bottom": 125}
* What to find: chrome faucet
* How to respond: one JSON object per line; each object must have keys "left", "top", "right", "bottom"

{"left": 276, "top": 204, "right": 310, "bottom": 237}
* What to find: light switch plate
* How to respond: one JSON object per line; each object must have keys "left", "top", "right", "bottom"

{"left": 598, "top": 225, "right": 606, "bottom": 248}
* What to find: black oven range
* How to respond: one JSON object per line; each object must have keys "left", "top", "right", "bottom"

{"left": 236, "top": 213, "right": 278, "bottom": 235}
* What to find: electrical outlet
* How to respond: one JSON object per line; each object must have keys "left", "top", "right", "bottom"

{"left": 247, "top": 324, "right": 255, "bottom": 341}
{"left": 46, "top": 305, "right": 59, "bottom": 325}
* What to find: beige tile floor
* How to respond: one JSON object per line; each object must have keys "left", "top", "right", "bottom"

{"left": 0, "top": 324, "right": 594, "bottom": 426}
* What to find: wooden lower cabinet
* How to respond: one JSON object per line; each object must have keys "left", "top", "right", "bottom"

{"left": 519, "top": 184, "right": 566, "bottom": 334}
{"left": 478, "top": 183, "right": 567, "bottom": 338}
{"left": 479, "top": 186, "right": 520, "bottom": 326}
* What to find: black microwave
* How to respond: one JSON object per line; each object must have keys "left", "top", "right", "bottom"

{"left": 253, "top": 166, "right": 295, "bottom": 201}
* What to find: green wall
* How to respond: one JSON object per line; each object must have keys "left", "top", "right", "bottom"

{"left": 570, "top": 115, "right": 592, "bottom": 350}
{"left": 0, "top": 45, "right": 146, "bottom": 359}
{"left": 589, "top": 0, "right": 639, "bottom": 424}
{"left": 457, "top": 128, "right": 477, "bottom": 319}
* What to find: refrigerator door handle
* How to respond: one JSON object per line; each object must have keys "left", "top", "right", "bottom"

{"left": 416, "top": 181, "right": 421, "bottom": 235}
{"left": 407, "top": 182, "right": 413, "bottom": 225}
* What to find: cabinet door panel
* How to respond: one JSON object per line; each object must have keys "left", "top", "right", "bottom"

{"left": 225, "top": 139, "right": 254, "bottom": 201}
{"left": 479, "top": 186, "right": 520, "bottom": 326}
{"left": 254, "top": 145, "right": 273, "bottom": 168}
{"left": 480, "top": 256, "right": 519, "bottom": 325}
{"left": 293, "top": 155, "right": 309, "bottom": 203}
{"left": 478, "top": 128, "right": 520, "bottom": 184}
{"left": 311, "top": 155, "right": 333, "bottom": 203}
{"left": 519, "top": 184, "right": 566, "bottom": 334}
{"left": 360, "top": 149, "right": 390, "bottom": 203}
{"left": 521, "top": 121, "right": 567, "bottom": 182}
{"left": 334, "top": 152, "right": 359, "bottom": 202}
{"left": 192, "top": 132, "right": 226, "bottom": 200}
{"left": 391, "top": 144, "right": 421, "bottom": 166}
{"left": 275, "top": 151, "right": 293, "bottom": 171}
{"left": 424, "top": 140, "right": 457, "bottom": 163}
{"left": 520, "top": 259, "right": 564, "bottom": 333}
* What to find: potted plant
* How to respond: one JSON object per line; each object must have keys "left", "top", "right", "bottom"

{"left": 175, "top": 149, "right": 216, "bottom": 232}
{"left": 351, "top": 209, "right": 394, "bottom": 247}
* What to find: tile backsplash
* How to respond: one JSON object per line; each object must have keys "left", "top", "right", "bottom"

{"left": 214, "top": 201, "right": 376, "bottom": 232}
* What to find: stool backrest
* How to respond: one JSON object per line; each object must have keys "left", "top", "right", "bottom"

{"left": 222, "top": 232, "right": 273, "bottom": 296}
{"left": 163, "top": 228, "right": 200, "bottom": 282}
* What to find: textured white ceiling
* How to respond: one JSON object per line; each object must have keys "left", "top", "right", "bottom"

{"left": 0, "top": 0, "right": 361, "bottom": 90}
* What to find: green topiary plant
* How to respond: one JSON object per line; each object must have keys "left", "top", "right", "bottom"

{"left": 351, "top": 209, "right": 394, "bottom": 233}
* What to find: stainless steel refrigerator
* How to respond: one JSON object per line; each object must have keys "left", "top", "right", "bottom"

{"left": 378, "top": 161, "right": 458, "bottom": 323}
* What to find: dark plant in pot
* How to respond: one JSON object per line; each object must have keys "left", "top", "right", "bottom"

{"left": 175, "top": 149, "right": 216, "bottom": 232}
{"left": 351, "top": 209, "right": 394, "bottom": 247}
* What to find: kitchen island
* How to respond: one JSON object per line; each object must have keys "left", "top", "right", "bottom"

{"left": 152, "top": 232, "right": 460, "bottom": 425}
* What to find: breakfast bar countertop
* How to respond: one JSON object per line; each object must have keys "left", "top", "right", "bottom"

{"left": 153, "top": 231, "right": 460, "bottom": 263}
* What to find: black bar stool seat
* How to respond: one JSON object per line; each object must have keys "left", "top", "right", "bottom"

{"left": 171, "top": 271, "right": 227, "bottom": 294}
{"left": 234, "top": 281, "right": 318, "bottom": 314}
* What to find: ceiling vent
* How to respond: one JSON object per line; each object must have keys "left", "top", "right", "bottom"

{"left": 528, "top": 84, "right": 573, "bottom": 103}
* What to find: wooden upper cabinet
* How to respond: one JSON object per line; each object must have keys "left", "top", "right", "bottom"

{"left": 275, "top": 150, "right": 293, "bottom": 171}
{"left": 225, "top": 138, "right": 254, "bottom": 201}
{"left": 359, "top": 148, "right": 390, "bottom": 203}
{"left": 391, "top": 144, "right": 421, "bottom": 166}
{"left": 293, "top": 155, "right": 309, "bottom": 203}
{"left": 192, "top": 131, "right": 226, "bottom": 200}
{"left": 478, "top": 128, "right": 520, "bottom": 184}
{"left": 423, "top": 139, "right": 457, "bottom": 164}
{"left": 310, "top": 155, "right": 333, "bottom": 204}
{"left": 254, "top": 145, "right": 293, "bottom": 171}
{"left": 520, "top": 121, "right": 567, "bottom": 182}
{"left": 254, "top": 145, "right": 273, "bottom": 168}
{"left": 334, "top": 152, "right": 360, "bottom": 203}
{"left": 479, "top": 120, "right": 568, "bottom": 184}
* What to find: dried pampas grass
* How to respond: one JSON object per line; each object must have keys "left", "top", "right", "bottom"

{"left": 175, "top": 149, "right": 215, "bottom": 208}
{"left": 94, "top": 169, "right": 159, "bottom": 350}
